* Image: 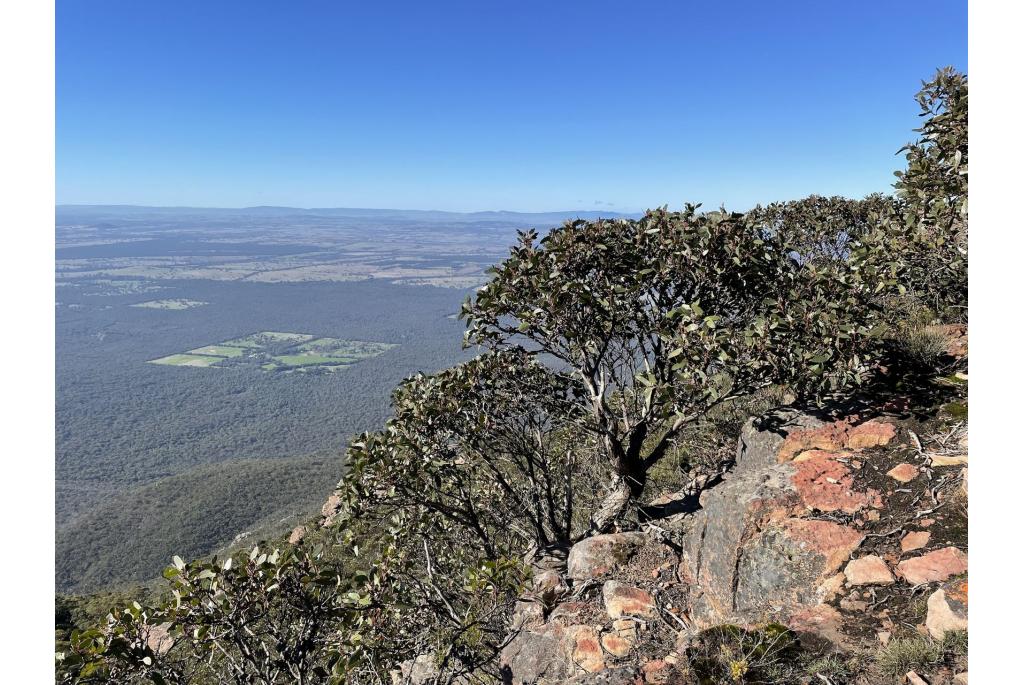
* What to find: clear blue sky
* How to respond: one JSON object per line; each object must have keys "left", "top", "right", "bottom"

{"left": 57, "top": 0, "right": 966, "bottom": 212}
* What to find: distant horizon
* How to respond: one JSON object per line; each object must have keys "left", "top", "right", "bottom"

{"left": 57, "top": 1, "right": 966, "bottom": 211}
{"left": 55, "top": 202, "right": 644, "bottom": 217}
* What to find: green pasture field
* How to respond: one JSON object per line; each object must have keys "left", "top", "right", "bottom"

{"left": 187, "top": 345, "right": 246, "bottom": 358}
{"left": 148, "top": 354, "right": 223, "bottom": 367}
{"left": 130, "top": 299, "right": 208, "bottom": 310}
{"left": 222, "top": 331, "right": 315, "bottom": 347}
{"left": 151, "top": 333, "right": 395, "bottom": 372}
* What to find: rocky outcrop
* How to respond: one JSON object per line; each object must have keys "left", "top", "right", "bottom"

{"left": 499, "top": 407, "right": 969, "bottom": 684}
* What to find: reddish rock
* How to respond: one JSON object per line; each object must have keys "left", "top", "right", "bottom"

{"left": 548, "top": 601, "right": 592, "bottom": 625}
{"left": 840, "top": 597, "right": 867, "bottom": 611}
{"left": 146, "top": 623, "right": 174, "bottom": 655}
{"left": 533, "top": 569, "right": 567, "bottom": 606}
{"left": 641, "top": 659, "right": 672, "bottom": 684}
{"left": 887, "top": 463, "right": 919, "bottom": 483}
{"left": 791, "top": 453, "right": 880, "bottom": 514}
{"left": 320, "top": 493, "right": 343, "bottom": 526}
{"left": 926, "top": 579, "right": 968, "bottom": 639}
{"left": 846, "top": 420, "right": 897, "bottom": 449}
{"left": 896, "top": 547, "right": 968, "bottom": 585}
{"left": 788, "top": 604, "right": 846, "bottom": 646}
{"left": 845, "top": 555, "right": 894, "bottom": 586}
{"left": 817, "top": 572, "right": 846, "bottom": 602}
{"left": 500, "top": 623, "right": 573, "bottom": 683}
{"left": 792, "top": 449, "right": 855, "bottom": 463}
{"left": 905, "top": 671, "right": 928, "bottom": 685}
{"left": 779, "top": 421, "right": 850, "bottom": 461}
{"left": 918, "top": 518, "right": 936, "bottom": 527}
{"left": 565, "top": 625, "right": 605, "bottom": 673}
{"left": 603, "top": 581, "right": 657, "bottom": 619}
{"left": 567, "top": 533, "right": 646, "bottom": 581}
{"left": 600, "top": 632, "right": 632, "bottom": 658}
{"left": 901, "top": 531, "right": 931, "bottom": 553}
{"left": 288, "top": 525, "right": 307, "bottom": 545}
{"left": 933, "top": 323, "right": 968, "bottom": 357}
{"left": 778, "top": 519, "right": 865, "bottom": 575}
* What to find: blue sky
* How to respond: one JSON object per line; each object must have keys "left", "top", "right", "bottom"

{"left": 57, "top": 1, "right": 966, "bottom": 212}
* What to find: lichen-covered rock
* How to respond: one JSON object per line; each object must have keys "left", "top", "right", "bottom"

{"left": 926, "top": 579, "right": 968, "bottom": 639}
{"left": 845, "top": 420, "right": 897, "bottom": 449}
{"left": 600, "top": 632, "right": 632, "bottom": 657}
{"left": 778, "top": 417, "right": 896, "bottom": 461}
{"left": 900, "top": 531, "right": 931, "bottom": 553}
{"left": 500, "top": 623, "right": 574, "bottom": 684}
{"left": 844, "top": 555, "right": 895, "bottom": 586}
{"left": 565, "top": 625, "right": 605, "bottom": 673}
{"left": 887, "top": 463, "right": 919, "bottom": 483}
{"left": 567, "top": 532, "right": 647, "bottom": 581}
{"left": 791, "top": 453, "right": 881, "bottom": 513}
{"left": 393, "top": 654, "right": 437, "bottom": 685}
{"left": 896, "top": 547, "right": 968, "bottom": 585}
{"left": 733, "top": 518, "right": 864, "bottom": 613}
{"left": 675, "top": 412, "right": 875, "bottom": 628}
{"left": 320, "top": 493, "right": 343, "bottom": 526}
{"left": 603, "top": 581, "right": 657, "bottom": 619}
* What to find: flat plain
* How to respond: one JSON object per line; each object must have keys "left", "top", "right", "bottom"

{"left": 57, "top": 205, "right": 626, "bottom": 592}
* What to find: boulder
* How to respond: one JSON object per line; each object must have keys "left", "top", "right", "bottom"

{"left": 565, "top": 625, "right": 605, "bottom": 673}
{"left": 736, "top": 517, "right": 864, "bottom": 603}
{"left": 778, "top": 417, "right": 895, "bottom": 461}
{"left": 844, "top": 555, "right": 894, "bottom": 586}
{"left": 567, "top": 533, "right": 647, "bottom": 581}
{"left": 603, "top": 581, "right": 657, "bottom": 619}
{"left": 926, "top": 579, "right": 968, "bottom": 639}
{"left": 896, "top": 547, "right": 968, "bottom": 585}
{"left": 145, "top": 622, "right": 174, "bottom": 655}
{"left": 678, "top": 412, "right": 867, "bottom": 626}
{"left": 288, "top": 525, "right": 307, "bottom": 545}
{"left": 395, "top": 654, "right": 437, "bottom": 685}
{"left": 320, "top": 493, "right": 343, "bottom": 526}
{"left": 500, "top": 623, "right": 574, "bottom": 684}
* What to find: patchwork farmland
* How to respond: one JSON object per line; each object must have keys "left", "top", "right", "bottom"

{"left": 149, "top": 332, "right": 396, "bottom": 373}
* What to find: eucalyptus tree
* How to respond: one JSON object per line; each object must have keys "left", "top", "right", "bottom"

{"left": 463, "top": 205, "right": 887, "bottom": 528}
{"left": 892, "top": 66, "right": 968, "bottom": 320}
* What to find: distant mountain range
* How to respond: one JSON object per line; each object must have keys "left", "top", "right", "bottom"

{"left": 56, "top": 204, "right": 643, "bottom": 225}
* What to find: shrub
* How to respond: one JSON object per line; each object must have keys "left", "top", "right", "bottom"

{"left": 875, "top": 634, "right": 941, "bottom": 677}
{"left": 685, "top": 624, "right": 798, "bottom": 683}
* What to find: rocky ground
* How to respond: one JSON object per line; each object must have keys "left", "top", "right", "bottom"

{"left": 494, "top": 390, "right": 968, "bottom": 684}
